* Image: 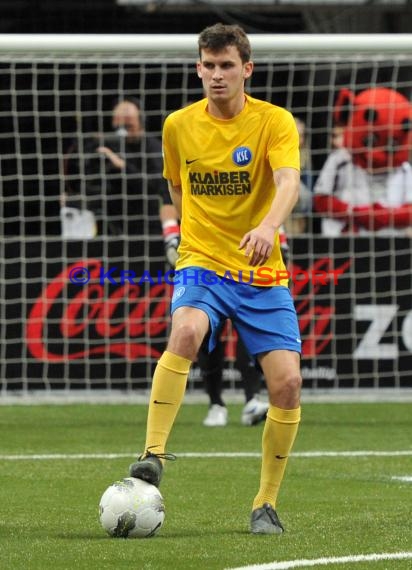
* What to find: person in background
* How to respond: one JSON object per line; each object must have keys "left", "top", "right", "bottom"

{"left": 64, "top": 97, "right": 166, "bottom": 236}
{"left": 130, "top": 22, "right": 302, "bottom": 535}
{"left": 295, "top": 116, "right": 313, "bottom": 193}
{"left": 314, "top": 87, "right": 412, "bottom": 236}
{"left": 330, "top": 124, "right": 344, "bottom": 150}
{"left": 283, "top": 117, "right": 312, "bottom": 235}
{"left": 198, "top": 226, "right": 291, "bottom": 428}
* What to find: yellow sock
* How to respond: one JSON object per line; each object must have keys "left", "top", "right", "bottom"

{"left": 144, "top": 351, "right": 191, "bottom": 457}
{"left": 252, "top": 405, "right": 301, "bottom": 510}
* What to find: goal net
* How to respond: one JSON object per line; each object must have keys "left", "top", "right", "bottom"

{"left": 1, "top": 34, "right": 411, "bottom": 398}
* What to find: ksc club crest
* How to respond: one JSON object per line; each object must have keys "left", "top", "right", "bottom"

{"left": 172, "top": 286, "right": 186, "bottom": 303}
{"left": 232, "top": 146, "right": 252, "bottom": 167}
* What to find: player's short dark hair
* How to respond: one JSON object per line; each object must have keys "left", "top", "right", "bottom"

{"left": 198, "top": 23, "right": 251, "bottom": 64}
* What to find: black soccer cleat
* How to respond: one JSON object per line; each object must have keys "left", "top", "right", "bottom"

{"left": 250, "top": 503, "right": 285, "bottom": 535}
{"left": 129, "top": 448, "right": 176, "bottom": 487}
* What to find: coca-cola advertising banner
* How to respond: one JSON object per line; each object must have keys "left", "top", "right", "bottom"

{"left": 1, "top": 236, "right": 411, "bottom": 391}
{"left": 2, "top": 238, "right": 169, "bottom": 391}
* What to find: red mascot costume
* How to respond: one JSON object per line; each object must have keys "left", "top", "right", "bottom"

{"left": 314, "top": 87, "right": 412, "bottom": 235}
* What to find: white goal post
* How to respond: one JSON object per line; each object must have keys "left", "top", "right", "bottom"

{"left": 1, "top": 33, "right": 412, "bottom": 54}
{"left": 0, "top": 33, "right": 412, "bottom": 399}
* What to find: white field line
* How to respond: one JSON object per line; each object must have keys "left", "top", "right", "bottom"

{"left": 226, "top": 552, "right": 412, "bottom": 570}
{"left": 391, "top": 475, "right": 412, "bottom": 482}
{"left": 0, "top": 450, "right": 412, "bottom": 460}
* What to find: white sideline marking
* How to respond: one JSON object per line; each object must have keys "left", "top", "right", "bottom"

{"left": 0, "top": 450, "right": 412, "bottom": 461}
{"left": 391, "top": 475, "right": 412, "bottom": 482}
{"left": 226, "top": 551, "right": 412, "bottom": 570}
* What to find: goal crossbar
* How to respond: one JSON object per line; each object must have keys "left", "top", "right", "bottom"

{"left": 0, "top": 33, "right": 412, "bottom": 55}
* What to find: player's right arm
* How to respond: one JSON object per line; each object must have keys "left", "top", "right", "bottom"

{"left": 239, "top": 167, "right": 300, "bottom": 267}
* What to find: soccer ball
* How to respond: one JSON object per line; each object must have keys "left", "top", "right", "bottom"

{"left": 99, "top": 477, "right": 165, "bottom": 538}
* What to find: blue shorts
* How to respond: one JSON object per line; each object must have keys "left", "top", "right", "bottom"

{"left": 171, "top": 266, "right": 301, "bottom": 357}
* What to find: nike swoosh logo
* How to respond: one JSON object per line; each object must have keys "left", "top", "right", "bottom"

{"left": 153, "top": 400, "right": 173, "bottom": 405}
{"left": 275, "top": 455, "right": 288, "bottom": 460}
{"left": 185, "top": 159, "right": 198, "bottom": 164}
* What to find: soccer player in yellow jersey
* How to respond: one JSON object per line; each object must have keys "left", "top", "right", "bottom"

{"left": 130, "top": 22, "right": 302, "bottom": 535}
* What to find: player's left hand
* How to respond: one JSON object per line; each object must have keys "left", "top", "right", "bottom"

{"left": 239, "top": 225, "right": 275, "bottom": 266}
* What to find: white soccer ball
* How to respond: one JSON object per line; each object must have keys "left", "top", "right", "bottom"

{"left": 99, "top": 477, "right": 165, "bottom": 538}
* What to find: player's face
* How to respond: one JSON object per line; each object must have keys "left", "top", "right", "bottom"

{"left": 197, "top": 46, "right": 253, "bottom": 108}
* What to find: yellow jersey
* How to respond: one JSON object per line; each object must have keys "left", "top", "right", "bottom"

{"left": 162, "top": 94, "right": 300, "bottom": 286}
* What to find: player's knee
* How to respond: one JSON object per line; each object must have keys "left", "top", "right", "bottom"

{"left": 286, "top": 372, "right": 302, "bottom": 392}
{"left": 169, "top": 321, "right": 203, "bottom": 358}
{"left": 275, "top": 370, "right": 302, "bottom": 391}
{"left": 267, "top": 371, "right": 302, "bottom": 407}
{"left": 283, "top": 373, "right": 302, "bottom": 406}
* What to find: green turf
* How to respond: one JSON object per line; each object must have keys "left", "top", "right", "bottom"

{"left": 0, "top": 402, "right": 411, "bottom": 570}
